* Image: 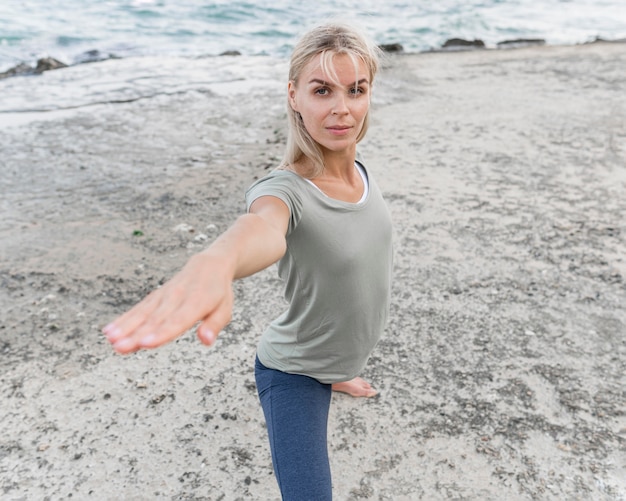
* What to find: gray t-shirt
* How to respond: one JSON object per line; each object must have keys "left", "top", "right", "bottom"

{"left": 245, "top": 162, "right": 393, "bottom": 383}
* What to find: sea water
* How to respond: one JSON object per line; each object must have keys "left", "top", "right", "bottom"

{"left": 1, "top": 0, "right": 625, "bottom": 120}
{"left": 1, "top": 0, "right": 626, "bottom": 72}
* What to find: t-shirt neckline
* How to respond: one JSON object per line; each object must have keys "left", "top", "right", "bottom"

{"left": 296, "top": 161, "right": 370, "bottom": 206}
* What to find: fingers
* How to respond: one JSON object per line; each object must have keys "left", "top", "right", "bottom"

{"left": 103, "top": 280, "right": 234, "bottom": 354}
{"left": 120, "top": 286, "right": 200, "bottom": 352}
{"left": 101, "top": 289, "right": 189, "bottom": 353}
{"left": 197, "top": 287, "right": 234, "bottom": 346}
{"left": 103, "top": 289, "right": 163, "bottom": 343}
{"left": 102, "top": 253, "right": 235, "bottom": 354}
{"left": 103, "top": 286, "right": 188, "bottom": 354}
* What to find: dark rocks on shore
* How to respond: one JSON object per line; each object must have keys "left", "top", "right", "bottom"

{"left": 379, "top": 43, "right": 404, "bottom": 53}
{"left": 0, "top": 63, "right": 32, "bottom": 79}
{"left": 442, "top": 38, "right": 486, "bottom": 50}
{"left": 0, "top": 50, "right": 119, "bottom": 80}
{"left": 0, "top": 57, "right": 67, "bottom": 79}
{"left": 35, "top": 57, "right": 68, "bottom": 73}
{"left": 219, "top": 50, "right": 242, "bottom": 56}
{"left": 497, "top": 38, "right": 546, "bottom": 49}
{"left": 588, "top": 36, "right": 626, "bottom": 44}
{"left": 74, "top": 49, "right": 118, "bottom": 64}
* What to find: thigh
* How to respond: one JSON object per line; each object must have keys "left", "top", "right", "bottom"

{"left": 255, "top": 357, "right": 333, "bottom": 501}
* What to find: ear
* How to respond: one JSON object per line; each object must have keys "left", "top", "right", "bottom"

{"left": 287, "top": 81, "right": 298, "bottom": 112}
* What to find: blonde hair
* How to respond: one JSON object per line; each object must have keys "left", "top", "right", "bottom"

{"left": 280, "top": 22, "right": 381, "bottom": 178}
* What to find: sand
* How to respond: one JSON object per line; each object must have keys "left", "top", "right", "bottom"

{"left": 1, "top": 42, "right": 625, "bottom": 500}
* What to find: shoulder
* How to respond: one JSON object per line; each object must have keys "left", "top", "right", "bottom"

{"left": 246, "top": 169, "right": 306, "bottom": 231}
{"left": 246, "top": 169, "right": 305, "bottom": 203}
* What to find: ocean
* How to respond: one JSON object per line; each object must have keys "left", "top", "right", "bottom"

{"left": 2, "top": 0, "right": 626, "bottom": 72}
{"left": 1, "top": 0, "right": 625, "bottom": 120}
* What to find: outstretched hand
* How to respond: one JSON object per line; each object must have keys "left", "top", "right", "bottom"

{"left": 102, "top": 253, "right": 234, "bottom": 354}
{"left": 103, "top": 203, "right": 289, "bottom": 355}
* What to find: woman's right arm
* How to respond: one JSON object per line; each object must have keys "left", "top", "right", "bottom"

{"left": 102, "top": 195, "right": 289, "bottom": 354}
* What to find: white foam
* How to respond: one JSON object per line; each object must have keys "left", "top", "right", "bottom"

{"left": 0, "top": 55, "right": 288, "bottom": 128}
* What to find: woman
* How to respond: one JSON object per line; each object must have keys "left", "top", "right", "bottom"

{"left": 104, "top": 22, "right": 393, "bottom": 500}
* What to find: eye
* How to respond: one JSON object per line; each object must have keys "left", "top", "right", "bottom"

{"left": 315, "top": 87, "right": 329, "bottom": 96}
{"left": 349, "top": 86, "right": 365, "bottom": 96}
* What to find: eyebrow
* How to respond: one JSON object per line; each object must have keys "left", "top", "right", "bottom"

{"left": 307, "top": 78, "right": 370, "bottom": 86}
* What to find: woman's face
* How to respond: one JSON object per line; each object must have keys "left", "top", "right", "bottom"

{"left": 288, "top": 53, "right": 371, "bottom": 156}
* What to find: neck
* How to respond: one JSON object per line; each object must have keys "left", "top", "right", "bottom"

{"left": 318, "top": 146, "right": 357, "bottom": 179}
{"left": 290, "top": 146, "right": 357, "bottom": 180}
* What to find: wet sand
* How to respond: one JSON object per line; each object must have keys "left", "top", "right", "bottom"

{"left": 1, "top": 42, "right": 625, "bottom": 500}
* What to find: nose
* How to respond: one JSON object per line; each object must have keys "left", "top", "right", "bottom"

{"left": 331, "top": 94, "right": 349, "bottom": 115}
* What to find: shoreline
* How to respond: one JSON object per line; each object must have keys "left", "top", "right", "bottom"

{"left": 1, "top": 42, "right": 625, "bottom": 499}
{"left": 1, "top": 38, "right": 625, "bottom": 127}
{"left": 2, "top": 34, "right": 626, "bottom": 82}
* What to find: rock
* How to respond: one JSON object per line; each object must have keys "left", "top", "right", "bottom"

{"left": 0, "top": 57, "right": 68, "bottom": 79}
{"left": 74, "top": 49, "right": 114, "bottom": 64}
{"left": 150, "top": 394, "right": 167, "bottom": 405}
{"left": 174, "top": 223, "right": 195, "bottom": 233}
{"left": 34, "top": 57, "right": 68, "bottom": 74}
{"left": 0, "top": 63, "right": 34, "bottom": 79}
{"left": 442, "top": 38, "right": 486, "bottom": 50}
{"left": 379, "top": 43, "right": 404, "bottom": 53}
{"left": 587, "top": 36, "right": 626, "bottom": 44}
{"left": 220, "top": 50, "right": 241, "bottom": 56}
{"left": 497, "top": 39, "right": 546, "bottom": 49}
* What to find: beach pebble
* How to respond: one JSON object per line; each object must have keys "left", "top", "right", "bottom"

{"left": 36, "top": 294, "right": 57, "bottom": 305}
{"left": 174, "top": 223, "right": 195, "bottom": 233}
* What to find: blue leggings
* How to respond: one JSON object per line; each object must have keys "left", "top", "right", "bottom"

{"left": 255, "top": 356, "right": 333, "bottom": 501}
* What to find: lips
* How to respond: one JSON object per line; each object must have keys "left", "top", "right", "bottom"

{"left": 327, "top": 125, "right": 352, "bottom": 135}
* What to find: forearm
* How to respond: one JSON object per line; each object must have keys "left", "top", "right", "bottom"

{"left": 199, "top": 213, "right": 287, "bottom": 280}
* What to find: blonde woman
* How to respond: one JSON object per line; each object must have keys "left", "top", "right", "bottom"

{"left": 104, "top": 22, "right": 393, "bottom": 500}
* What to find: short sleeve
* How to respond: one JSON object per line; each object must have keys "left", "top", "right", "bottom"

{"left": 245, "top": 171, "right": 304, "bottom": 234}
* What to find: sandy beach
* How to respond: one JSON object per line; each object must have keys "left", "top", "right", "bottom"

{"left": 1, "top": 41, "right": 625, "bottom": 500}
